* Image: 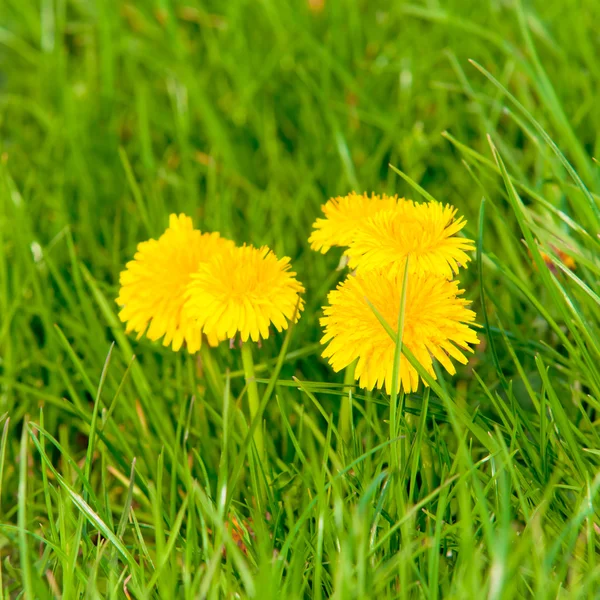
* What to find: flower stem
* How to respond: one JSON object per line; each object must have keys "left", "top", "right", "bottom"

{"left": 339, "top": 359, "right": 356, "bottom": 443}
{"left": 200, "top": 343, "right": 224, "bottom": 400}
{"left": 390, "top": 260, "right": 409, "bottom": 476}
{"left": 241, "top": 342, "right": 264, "bottom": 459}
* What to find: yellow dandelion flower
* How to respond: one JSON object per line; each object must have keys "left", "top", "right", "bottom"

{"left": 559, "top": 251, "right": 577, "bottom": 271}
{"left": 320, "top": 269, "right": 479, "bottom": 394}
{"left": 309, "top": 192, "right": 409, "bottom": 253}
{"left": 116, "top": 214, "right": 234, "bottom": 353}
{"left": 346, "top": 201, "right": 475, "bottom": 278}
{"left": 185, "top": 245, "right": 305, "bottom": 342}
{"left": 531, "top": 246, "right": 577, "bottom": 272}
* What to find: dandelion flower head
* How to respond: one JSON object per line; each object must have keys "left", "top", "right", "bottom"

{"left": 185, "top": 244, "right": 305, "bottom": 342}
{"left": 535, "top": 246, "right": 577, "bottom": 273}
{"left": 320, "top": 268, "right": 479, "bottom": 394}
{"left": 346, "top": 201, "right": 475, "bottom": 278}
{"left": 309, "top": 192, "right": 409, "bottom": 253}
{"left": 116, "top": 214, "right": 234, "bottom": 353}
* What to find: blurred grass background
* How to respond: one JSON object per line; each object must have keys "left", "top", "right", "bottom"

{"left": 2, "top": 0, "right": 600, "bottom": 597}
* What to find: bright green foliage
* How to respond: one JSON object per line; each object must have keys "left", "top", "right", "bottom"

{"left": 1, "top": 0, "right": 600, "bottom": 597}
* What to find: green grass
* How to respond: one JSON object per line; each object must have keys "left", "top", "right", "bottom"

{"left": 2, "top": 0, "right": 600, "bottom": 597}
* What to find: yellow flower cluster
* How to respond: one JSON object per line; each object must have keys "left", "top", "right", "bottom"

{"left": 116, "top": 214, "right": 304, "bottom": 351}
{"left": 312, "top": 192, "right": 479, "bottom": 394}
{"left": 117, "top": 192, "right": 479, "bottom": 397}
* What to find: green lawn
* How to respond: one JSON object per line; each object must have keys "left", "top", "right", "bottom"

{"left": 2, "top": 0, "right": 600, "bottom": 597}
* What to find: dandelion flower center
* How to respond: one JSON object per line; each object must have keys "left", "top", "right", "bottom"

{"left": 116, "top": 214, "right": 234, "bottom": 352}
{"left": 185, "top": 245, "right": 305, "bottom": 342}
{"left": 347, "top": 201, "right": 475, "bottom": 278}
{"left": 320, "top": 269, "right": 479, "bottom": 394}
